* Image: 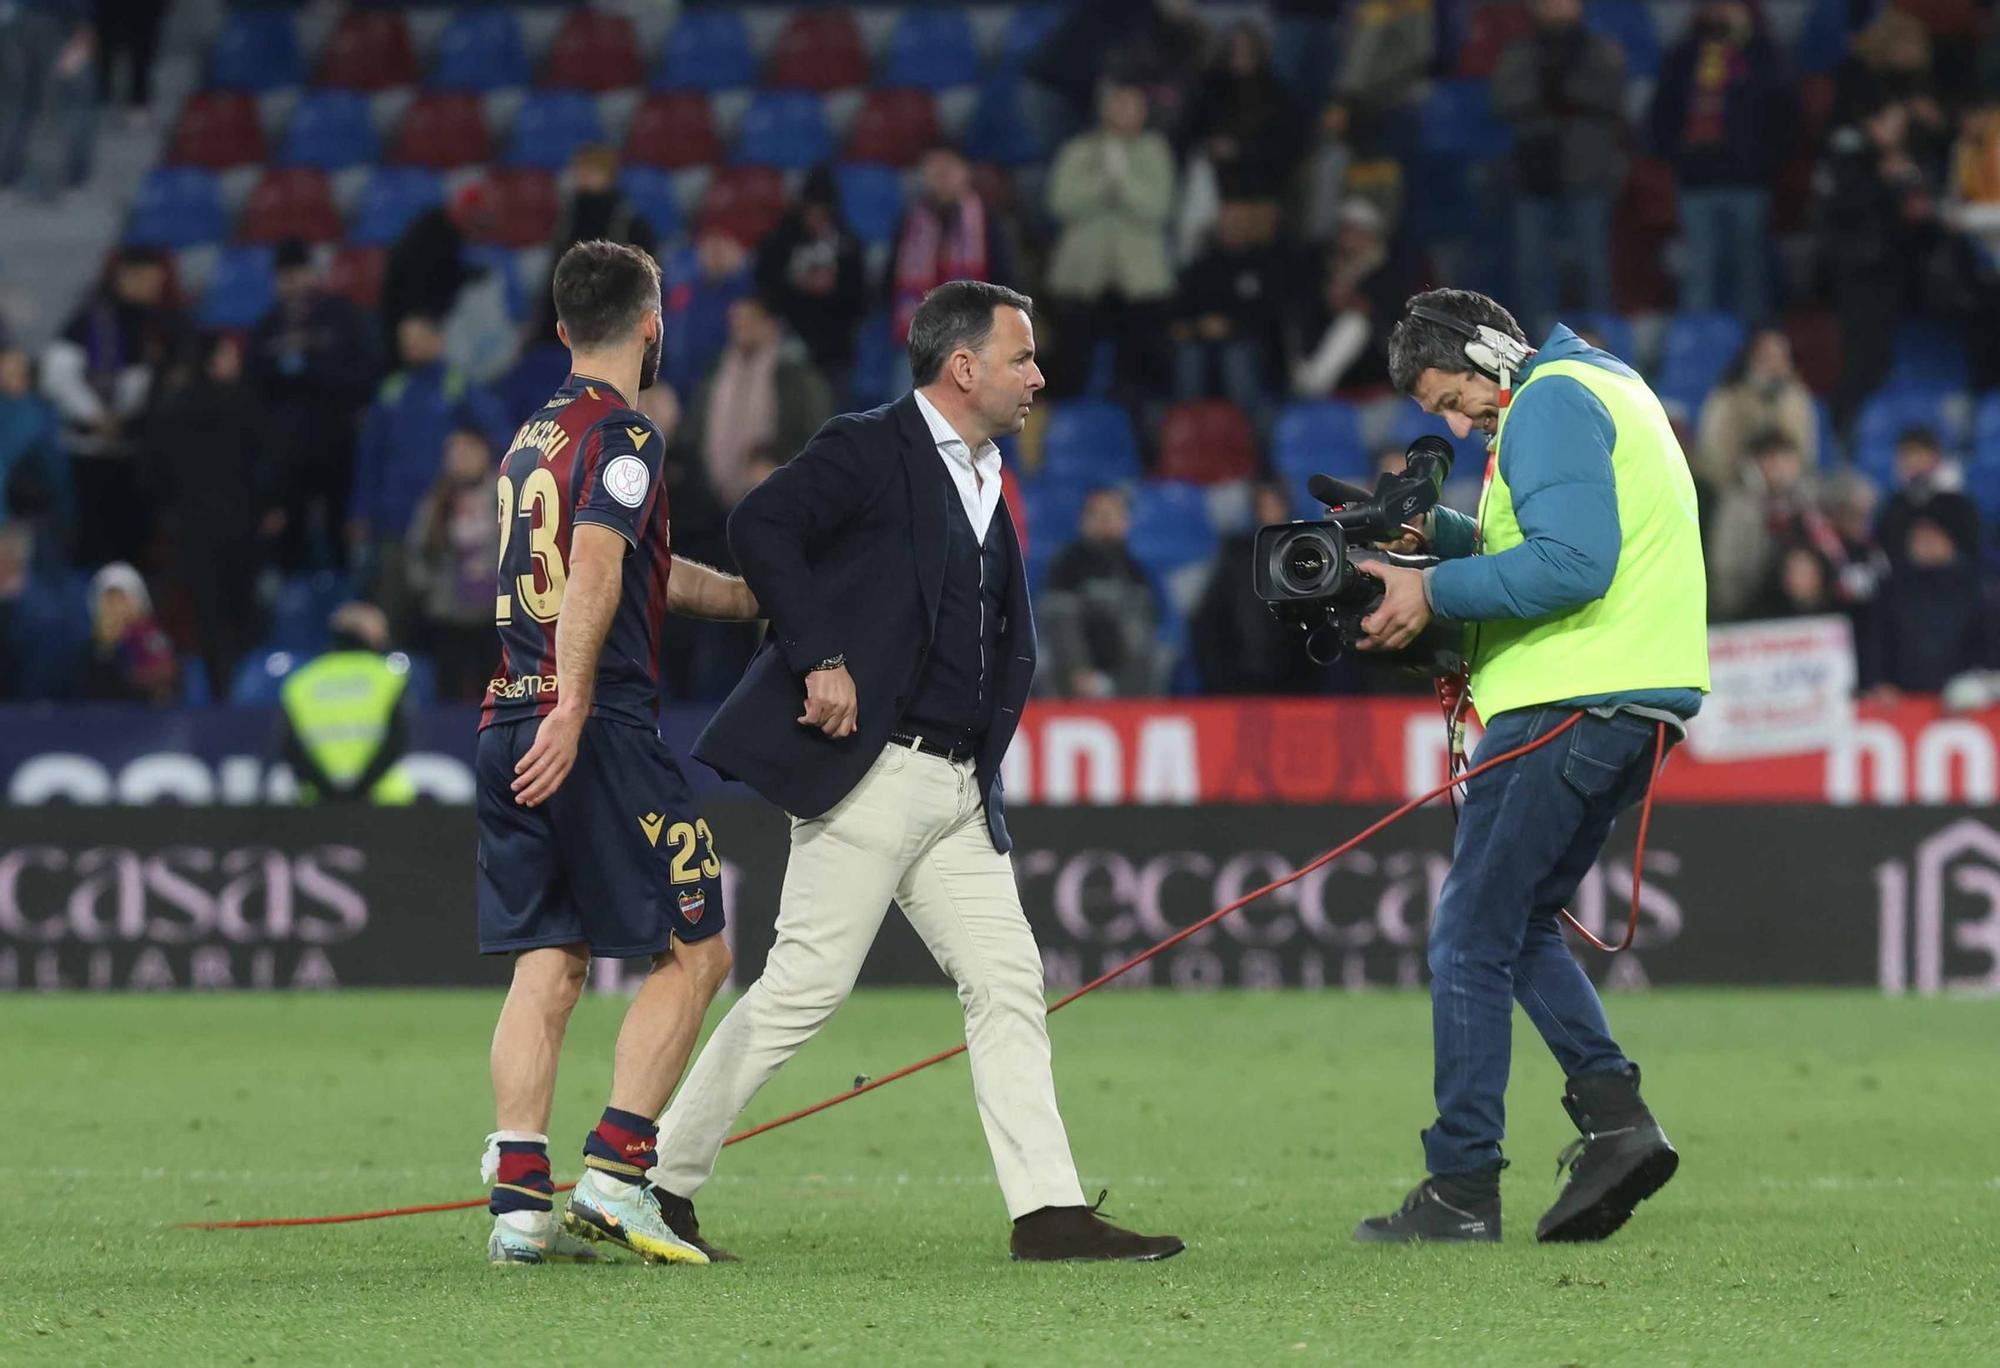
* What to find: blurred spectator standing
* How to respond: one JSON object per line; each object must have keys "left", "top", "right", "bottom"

{"left": 1750, "top": 543, "right": 1842, "bottom": 619}
{"left": 1834, "top": 9, "right": 1954, "bottom": 156}
{"left": 1875, "top": 425, "right": 1982, "bottom": 567}
{"left": 1707, "top": 429, "right": 1822, "bottom": 620}
{"left": 688, "top": 294, "right": 833, "bottom": 510}
{"left": 533, "top": 144, "right": 657, "bottom": 342}
{"left": 145, "top": 332, "right": 281, "bottom": 694}
{"left": 1045, "top": 80, "right": 1176, "bottom": 399}
{"left": 889, "top": 147, "right": 1017, "bottom": 365}
{"left": 1291, "top": 199, "right": 1408, "bottom": 398}
{"left": 1191, "top": 482, "right": 1325, "bottom": 693}
{"left": 1172, "top": 198, "right": 1285, "bottom": 420}
{"left": 0, "top": 0, "right": 94, "bottom": 194}
{"left": 757, "top": 166, "right": 868, "bottom": 392}
{"left": 1649, "top": 1, "right": 1790, "bottom": 320}
{"left": 96, "top": 0, "right": 167, "bottom": 126}
{"left": 81, "top": 561, "right": 175, "bottom": 704}
{"left": 248, "top": 239, "right": 383, "bottom": 570}
{"left": 0, "top": 522, "right": 81, "bottom": 699}
{"left": 1944, "top": 89, "right": 2000, "bottom": 388}
{"left": 404, "top": 426, "right": 500, "bottom": 703}
{"left": 278, "top": 602, "right": 415, "bottom": 804}
{"left": 663, "top": 228, "right": 752, "bottom": 397}
{"left": 1695, "top": 327, "right": 1819, "bottom": 494}
{"left": 1332, "top": 0, "right": 1436, "bottom": 123}
{"left": 1491, "top": 0, "right": 1627, "bottom": 336}
{"left": 0, "top": 343, "right": 66, "bottom": 537}
{"left": 1864, "top": 513, "right": 1994, "bottom": 694}
{"left": 1181, "top": 22, "right": 1299, "bottom": 204}
{"left": 1038, "top": 485, "right": 1161, "bottom": 698}
{"left": 381, "top": 181, "right": 490, "bottom": 348}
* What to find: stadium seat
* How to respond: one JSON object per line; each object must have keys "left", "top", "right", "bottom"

{"left": 963, "top": 77, "right": 1047, "bottom": 167}
{"left": 835, "top": 163, "right": 905, "bottom": 247}
{"left": 1654, "top": 311, "right": 1747, "bottom": 414}
{"left": 1792, "top": 0, "right": 1852, "bottom": 75}
{"left": 542, "top": 9, "right": 644, "bottom": 91}
{"left": 735, "top": 91, "right": 835, "bottom": 169}
{"left": 470, "top": 169, "right": 560, "bottom": 247}
{"left": 1854, "top": 389, "right": 1961, "bottom": 482}
{"left": 390, "top": 91, "right": 492, "bottom": 169}
{"left": 1572, "top": 311, "right": 1637, "bottom": 365}
{"left": 1887, "top": 320, "right": 1970, "bottom": 393}
{"left": 431, "top": 8, "right": 531, "bottom": 90}
{"left": 125, "top": 167, "right": 228, "bottom": 247}
{"left": 1418, "top": 80, "right": 1511, "bottom": 160}
{"left": 239, "top": 168, "right": 341, "bottom": 244}
{"left": 349, "top": 167, "right": 445, "bottom": 247}
{"left": 1972, "top": 392, "right": 2000, "bottom": 453}
{"left": 166, "top": 90, "right": 267, "bottom": 168}
{"left": 623, "top": 91, "right": 722, "bottom": 169}
{"left": 1040, "top": 401, "right": 1141, "bottom": 484}
{"left": 179, "top": 657, "right": 212, "bottom": 707}
{"left": 326, "top": 245, "right": 386, "bottom": 310}
{"left": 207, "top": 9, "right": 302, "bottom": 91}
{"left": 227, "top": 650, "right": 302, "bottom": 706}
{"left": 999, "top": 6, "right": 1063, "bottom": 70}
{"left": 1127, "top": 482, "right": 1220, "bottom": 578}
{"left": 654, "top": 9, "right": 756, "bottom": 91}
{"left": 276, "top": 90, "right": 378, "bottom": 170}
{"left": 506, "top": 92, "right": 607, "bottom": 170}
{"left": 1272, "top": 401, "right": 1368, "bottom": 487}
{"left": 617, "top": 166, "right": 686, "bottom": 242}
{"left": 314, "top": 9, "right": 416, "bottom": 90}
{"left": 849, "top": 311, "right": 897, "bottom": 408}
{"left": 1158, "top": 400, "right": 1257, "bottom": 485}
{"left": 881, "top": 10, "right": 980, "bottom": 90}
{"left": 1455, "top": 2, "right": 1532, "bottom": 79}
{"left": 846, "top": 89, "right": 940, "bottom": 168}
{"left": 695, "top": 167, "right": 788, "bottom": 244}
{"left": 197, "top": 246, "right": 275, "bottom": 329}
{"left": 1017, "top": 477, "right": 1089, "bottom": 586}
{"left": 464, "top": 245, "right": 526, "bottom": 320}
{"left": 1584, "top": 0, "right": 1659, "bottom": 77}
{"left": 766, "top": 10, "right": 870, "bottom": 91}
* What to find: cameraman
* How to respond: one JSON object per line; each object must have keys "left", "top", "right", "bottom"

{"left": 1351, "top": 288, "right": 1709, "bottom": 1244}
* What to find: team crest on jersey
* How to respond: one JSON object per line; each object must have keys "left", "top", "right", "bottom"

{"left": 677, "top": 889, "right": 706, "bottom": 923}
{"left": 604, "top": 453, "right": 649, "bottom": 507}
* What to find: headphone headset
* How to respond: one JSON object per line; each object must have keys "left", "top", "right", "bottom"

{"left": 1405, "top": 303, "right": 1534, "bottom": 402}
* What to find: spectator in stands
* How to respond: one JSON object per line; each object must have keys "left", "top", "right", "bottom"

{"left": 1490, "top": 0, "right": 1627, "bottom": 336}
{"left": 1817, "top": 93, "right": 1941, "bottom": 431}
{"left": 0, "top": 344, "right": 65, "bottom": 537}
{"left": 248, "top": 239, "right": 382, "bottom": 571}
{"left": 1291, "top": 199, "right": 1407, "bottom": 398}
{"left": 1876, "top": 425, "right": 1982, "bottom": 568}
{"left": 1171, "top": 198, "right": 1285, "bottom": 420}
{"left": 41, "top": 246, "right": 188, "bottom": 566}
{"left": 1038, "top": 485, "right": 1161, "bottom": 698}
{"left": 347, "top": 312, "right": 507, "bottom": 634}
{"left": 0, "top": 521, "right": 81, "bottom": 699}
{"left": 0, "top": 1, "right": 86, "bottom": 187}
{"left": 1864, "top": 513, "right": 1994, "bottom": 695}
{"left": 1695, "top": 327, "right": 1819, "bottom": 493}
{"left": 1706, "top": 429, "right": 1821, "bottom": 621}
{"left": 889, "top": 147, "right": 1018, "bottom": 363}
{"left": 1648, "top": 1, "right": 1789, "bottom": 320}
{"left": 146, "top": 332, "right": 280, "bottom": 695}
{"left": 532, "top": 145, "right": 657, "bottom": 343}
{"left": 757, "top": 166, "right": 868, "bottom": 393}
{"left": 1749, "top": 543, "right": 1840, "bottom": 620}
{"left": 381, "top": 181, "right": 491, "bottom": 348}
{"left": 686, "top": 294, "right": 833, "bottom": 510}
{"left": 96, "top": 0, "right": 166, "bottom": 125}
{"left": 405, "top": 426, "right": 500, "bottom": 704}
{"left": 1821, "top": 466, "right": 1889, "bottom": 608}
{"left": 81, "top": 561, "right": 174, "bottom": 704}
{"left": 662, "top": 227, "right": 751, "bottom": 398}
{"left": 1181, "top": 21, "right": 1298, "bottom": 202}
{"left": 1191, "top": 482, "right": 1325, "bottom": 694}
{"left": 1945, "top": 91, "right": 2000, "bottom": 389}
{"left": 1332, "top": 0, "right": 1435, "bottom": 122}
{"left": 1045, "top": 80, "right": 1177, "bottom": 400}
{"left": 279, "top": 601, "right": 415, "bottom": 804}
{"left": 1834, "top": 9, "right": 1952, "bottom": 162}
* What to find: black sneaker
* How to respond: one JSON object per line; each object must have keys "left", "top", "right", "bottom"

{"left": 1536, "top": 1067, "right": 1678, "bottom": 1243}
{"left": 649, "top": 1187, "right": 739, "bottom": 1263}
{"left": 1354, "top": 1166, "right": 1502, "bottom": 1244}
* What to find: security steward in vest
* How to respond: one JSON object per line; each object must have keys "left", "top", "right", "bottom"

{"left": 279, "top": 602, "right": 415, "bottom": 804}
{"left": 1350, "top": 288, "right": 1710, "bottom": 1245}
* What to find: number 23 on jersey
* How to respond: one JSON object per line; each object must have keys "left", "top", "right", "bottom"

{"left": 495, "top": 465, "right": 567, "bottom": 625}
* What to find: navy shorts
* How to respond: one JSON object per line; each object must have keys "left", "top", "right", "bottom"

{"left": 476, "top": 717, "right": 727, "bottom": 957}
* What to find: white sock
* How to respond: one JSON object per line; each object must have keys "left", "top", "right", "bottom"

{"left": 580, "top": 1168, "right": 639, "bottom": 1200}
{"left": 496, "top": 1208, "right": 552, "bottom": 1235}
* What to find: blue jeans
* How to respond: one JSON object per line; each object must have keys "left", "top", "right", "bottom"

{"left": 1510, "top": 193, "right": 1612, "bottom": 339}
{"left": 1680, "top": 187, "right": 1770, "bottom": 320}
{"left": 1423, "top": 706, "right": 1667, "bottom": 1175}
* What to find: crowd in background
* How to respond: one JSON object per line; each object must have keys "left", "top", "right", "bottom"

{"left": 3, "top": 0, "right": 1999, "bottom": 710}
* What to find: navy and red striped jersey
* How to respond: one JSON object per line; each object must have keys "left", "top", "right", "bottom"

{"left": 480, "top": 373, "right": 672, "bottom": 731}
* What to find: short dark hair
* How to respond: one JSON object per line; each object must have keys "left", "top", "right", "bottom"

{"left": 552, "top": 240, "right": 661, "bottom": 351}
{"left": 1386, "top": 288, "right": 1529, "bottom": 395}
{"left": 1895, "top": 425, "right": 1941, "bottom": 452}
{"left": 908, "top": 280, "right": 1034, "bottom": 386}
{"left": 1749, "top": 429, "right": 1800, "bottom": 460}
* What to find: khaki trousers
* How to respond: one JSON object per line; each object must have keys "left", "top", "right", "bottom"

{"left": 653, "top": 741, "right": 1087, "bottom": 1219}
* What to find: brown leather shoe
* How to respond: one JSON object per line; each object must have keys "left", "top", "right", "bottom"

{"left": 650, "top": 1187, "right": 739, "bottom": 1263}
{"left": 1010, "top": 1193, "right": 1185, "bottom": 1263}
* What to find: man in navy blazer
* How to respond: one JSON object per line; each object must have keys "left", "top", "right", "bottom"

{"left": 651, "top": 281, "right": 1183, "bottom": 1264}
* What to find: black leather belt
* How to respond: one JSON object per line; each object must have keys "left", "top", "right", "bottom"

{"left": 889, "top": 730, "right": 977, "bottom": 763}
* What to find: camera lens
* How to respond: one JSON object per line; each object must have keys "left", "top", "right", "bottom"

{"left": 1276, "top": 530, "right": 1337, "bottom": 594}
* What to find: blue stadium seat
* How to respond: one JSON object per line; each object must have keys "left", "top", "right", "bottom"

{"left": 1966, "top": 459, "right": 2000, "bottom": 524}
{"left": 208, "top": 9, "right": 303, "bottom": 91}
{"left": 1418, "top": 80, "right": 1511, "bottom": 159}
{"left": 125, "top": 168, "right": 227, "bottom": 247}
{"left": 1273, "top": 401, "right": 1368, "bottom": 487}
{"left": 963, "top": 77, "right": 1047, "bottom": 167}
{"left": 1887, "top": 319, "right": 1971, "bottom": 393}
{"left": 1040, "top": 401, "right": 1141, "bottom": 484}
{"left": 197, "top": 246, "right": 276, "bottom": 329}
{"left": 881, "top": 10, "right": 980, "bottom": 90}
{"left": 1584, "top": 0, "right": 1659, "bottom": 77}
{"left": 349, "top": 167, "right": 445, "bottom": 247}
{"left": 1404, "top": 151, "right": 1483, "bottom": 246}
{"left": 734, "top": 91, "right": 834, "bottom": 169}
{"left": 1792, "top": 0, "right": 1852, "bottom": 75}
{"left": 1572, "top": 311, "right": 1637, "bottom": 365}
{"left": 1019, "top": 477, "right": 1090, "bottom": 587}
{"left": 506, "top": 92, "right": 606, "bottom": 170}
{"left": 1654, "top": 311, "right": 1747, "bottom": 414}
{"left": 464, "top": 245, "right": 526, "bottom": 320}
{"left": 999, "top": 5, "right": 1062, "bottom": 69}
{"left": 277, "top": 90, "right": 378, "bottom": 169}
{"left": 849, "top": 312, "right": 898, "bottom": 409}
{"left": 1973, "top": 391, "right": 2000, "bottom": 453}
{"left": 616, "top": 166, "right": 685, "bottom": 242}
{"left": 1854, "top": 389, "right": 1960, "bottom": 483}
{"left": 1127, "top": 482, "right": 1219, "bottom": 578}
{"left": 267, "top": 572, "right": 352, "bottom": 656}
{"left": 228, "top": 650, "right": 302, "bottom": 706}
{"left": 179, "top": 657, "right": 213, "bottom": 707}
{"left": 431, "top": 8, "right": 530, "bottom": 90}
{"left": 836, "top": 163, "right": 905, "bottom": 247}
{"left": 655, "top": 10, "right": 756, "bottom": 91}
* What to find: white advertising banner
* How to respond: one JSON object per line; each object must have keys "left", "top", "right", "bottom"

{"left": 1686, "top": 615, "right": 1857, "bottom": 761}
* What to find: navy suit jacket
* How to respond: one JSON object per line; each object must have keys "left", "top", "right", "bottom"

{"left": 692, "top": 393, "right": 1036, "bottom": 853}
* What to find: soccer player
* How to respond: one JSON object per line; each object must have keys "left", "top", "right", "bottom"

{"left": 477, "top": 240, "right": 758, "bottom": 1265}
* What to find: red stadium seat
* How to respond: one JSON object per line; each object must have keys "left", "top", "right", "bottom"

{"left": 623, "top": 92, "right": 722, "bottom": 169}
{"left": 468, "top": 168, "right": 559, "bottom": 248}
{"left": 314, "top": 10, "right": 416, "bottom": 90}
{"left": 1783, "top": 308, "right": 1844, "bottom": 397}
{"left": 166, "top": 90, "right": 266, "bottom": 167}
{"left": 1611, "top": 157, "right": 1675, "bottom": 312}
{"left": 696, "top": 166, "right": 788, "bottom": 245}
{"left": 238, "top": 167, "right": 341, "bottom": 243}
{"left": 1158, "top": 400, "right": 1258, "bottom": 485}
{"left": 326, "top": 245, "right": 386, "bottom": 311}
{"left": 766, "top": 10, "right": 869, "bottom": 91}
{"left": 542, "top": 9, "right": 644, "bottom": 91}
{"left": 390, "top": 91, "right": 492, "bottom": 168}
{"left": 1455, "top": 3, "right": 1533, "bottom": 79}
{"left": 969, "top": 162, "right": 1019, "bottom": 214}
{"left": 846, "top": 89, "right": 940, "bottom": 168}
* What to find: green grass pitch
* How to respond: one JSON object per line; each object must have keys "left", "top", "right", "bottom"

{"left": 6, "top": 988, "right": 1996, "bottom": 1365}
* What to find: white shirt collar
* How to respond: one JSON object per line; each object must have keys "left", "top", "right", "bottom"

{"left": 913, "top": 390, "right": 1001, "bottom": 468}
{"left": 913, "top": 389, "right": 1004, "bottom": 538}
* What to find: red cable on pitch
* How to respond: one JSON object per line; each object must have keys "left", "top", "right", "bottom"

{"left": 185, "top": 710, "right": 1647, "bottom": 1232}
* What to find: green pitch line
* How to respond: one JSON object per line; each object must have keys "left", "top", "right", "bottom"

{"left": 4, "top": 989, "right": 1996, "bottom": 1366}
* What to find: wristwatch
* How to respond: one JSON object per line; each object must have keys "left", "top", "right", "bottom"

{"left": 809, "top": 654, "right": 846, "bottom": 673}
